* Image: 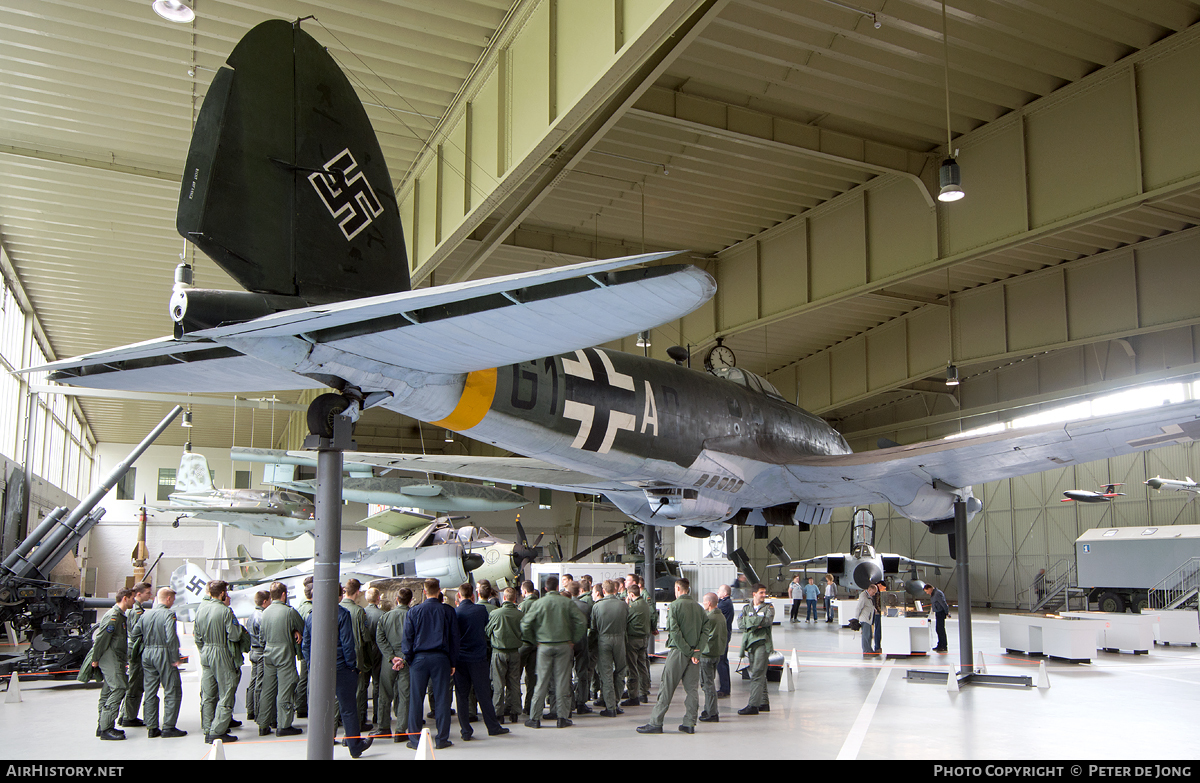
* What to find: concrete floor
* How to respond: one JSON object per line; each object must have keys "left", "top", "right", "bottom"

{"left": 2, "top": 608, "right": 1198, "bottom": 761}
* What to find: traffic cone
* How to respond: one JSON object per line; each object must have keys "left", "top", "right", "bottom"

{"left": 782, "top": 660, "right": 795, "bottom": 692}
{"left": 5, "top": 672, "right": 21, "bottom": 704}
{"left": 974, "top": 650, "right": 987, "bottom": 674}
{"left": 414, "top": 727, "right": 435, "bottom": 760}
{"left": 946, "top": 667, "right": 960, "bottom": 692}
{"left": 1037, "top": 660, "right": 1051, "bottom": 689}
{"left": 209, "top": 738, "right": 226, "bottom": 760}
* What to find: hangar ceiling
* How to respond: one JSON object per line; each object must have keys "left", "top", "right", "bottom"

{"left": 2, "top": 0, "right": 1200, "bottom": 452}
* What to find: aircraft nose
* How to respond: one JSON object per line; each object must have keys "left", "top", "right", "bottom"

{"left": 1145, "top": 478, "right": 1163, "bottom": 489}
{"left": 852, "top": 561, "right": 883, "bottom": 590}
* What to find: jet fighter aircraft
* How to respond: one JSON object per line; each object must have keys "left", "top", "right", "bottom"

{"left": 154, "top": 449, "right": 315, "bottom": 539}
{"left": 34, "top": 20, "right": 1200, "bottom": 551}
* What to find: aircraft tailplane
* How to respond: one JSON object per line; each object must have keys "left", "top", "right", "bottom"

{"left": 175, "top": 451, "right": 216, "bottom": 493}
{"left": 177, "top": 20, "right": 408, "bottom": 309}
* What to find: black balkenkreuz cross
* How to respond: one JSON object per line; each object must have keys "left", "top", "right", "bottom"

{"left": 562, "top": 348, "right": 638, "bottom": 454}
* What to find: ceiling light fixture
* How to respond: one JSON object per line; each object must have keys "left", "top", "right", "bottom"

{"left": 444, "top": 429, "right": 455, "bottom": 442}
{"left": 945, "top": 362, "right": 960, "bottom": 387}
{"left": 182, "top": 408, "right": 193, "bottom": 427}
{"left": 937, "top": 0, "right": 963, "bottom": 203}
{"left": 151, "top": 0, "right": 195, "bottom": 23}
{"left": 820, "top": 0, "right": 882, "bottom": 29}
{"left": 636, "top": 331, "right": 651, "bottom": 349}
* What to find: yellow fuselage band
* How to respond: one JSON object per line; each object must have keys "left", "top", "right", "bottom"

{"left": 432, "top": 368, "right": 498, "bottom": 432}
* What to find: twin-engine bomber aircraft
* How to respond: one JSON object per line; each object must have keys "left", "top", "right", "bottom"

{"left": 32, "top": 20, "right": 1200, "bottom": 550}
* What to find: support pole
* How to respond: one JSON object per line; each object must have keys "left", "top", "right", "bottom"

{"left": 955, "top": 498, "right": 973, "bottom": 677}
{"left": 304, "top": 406, "right": 355, "bottom": 760}
{"left": 643, "top": 523, "right": 656, "bottom": 655}
{"left": 906, "top": 496, "right": 1031, "bottom": 689}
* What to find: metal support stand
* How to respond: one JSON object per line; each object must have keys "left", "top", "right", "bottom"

{"left": 907, "top": 498, "right": 1032, "bottom": 689}
{"left": 304, "top": 407, "right": 356, "bottom": 760}
{"left": 643, "top": 523, "right": 656, "bottom": 655}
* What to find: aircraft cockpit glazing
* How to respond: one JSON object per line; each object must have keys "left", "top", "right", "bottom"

{"left": 709, "top": 366, "right": 786, "bottom": 401}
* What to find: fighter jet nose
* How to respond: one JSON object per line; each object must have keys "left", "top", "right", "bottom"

{"left": 852, "top": 561, "right": 883, "bottom": 590}
{"left": 463, "top": 553, "right": 485, "bottom": 572}
{"left": 1146, "top": 478, "right": 1163, "bottom": 489}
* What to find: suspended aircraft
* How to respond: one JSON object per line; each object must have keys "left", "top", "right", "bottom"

{"left": 234, "top": 447, "right": 529, "bottom": 513}
{"left": 33, "top": 20, "right": 1200, "bottom": 558}
{"left": 1061, "top": 483, "right": 1126, "bottom": 503}
{"left": 153, "top": 449, "right": 315, "bottom": 539}
{"left": 1145, "top": 476, "right": 1200, "bottom": 498}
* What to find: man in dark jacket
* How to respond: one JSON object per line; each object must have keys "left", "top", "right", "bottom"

{"left": 403, "top": 578, "right": 460, "bottom": 750}
{"left": 453, "top": 583, "right": 511, "bottom": 741}
{"left": 715, "top": 584, "right": 735, "bottom": 697}
{"left": 303, "top": 583, "right": 373, "bottom": 758}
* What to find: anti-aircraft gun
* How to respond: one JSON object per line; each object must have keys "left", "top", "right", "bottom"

{"left": 0, "top": 406, "right": 181, "bottom": 677}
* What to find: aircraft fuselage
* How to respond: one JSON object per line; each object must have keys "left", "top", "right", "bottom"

{"left": 371, "top": 347, "right": 852, "bottom": 527}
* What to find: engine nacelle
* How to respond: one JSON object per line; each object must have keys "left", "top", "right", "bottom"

{"left": 170, "top": 288, "right": 308, "bottom": 338}
{"left": 891, "top": 484, "right": 982, "bottom": 529}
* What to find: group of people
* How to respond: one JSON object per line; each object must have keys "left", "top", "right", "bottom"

{"left": 851, "top": 580, "right": 951, "bottom": 654}
{"left": 788, "top": 574, "right": 836, "bottom": 623}
{"left": 79, "top": 582, "right": 186, "bottom": 742}
{"left": 84, "top": 569, "right": 811, "bottom": 753}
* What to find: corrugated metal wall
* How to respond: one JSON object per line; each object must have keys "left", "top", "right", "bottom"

{"left": 740, "top": 440, "right": 1200, "bottom": 608}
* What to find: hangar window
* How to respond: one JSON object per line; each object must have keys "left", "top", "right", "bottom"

{"left": 158, "top": 469, "right": 176, "bottom": 501}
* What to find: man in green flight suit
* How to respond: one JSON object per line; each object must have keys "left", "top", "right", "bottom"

{"left": 591, "top": 579, "right": 628, "bottom": 718}
{"left": 697, "top": 592, "right": 728, "bottom": 723}
{"left": 117, "top": 582, "right": 152, "bottom": 729}
{"left": 363, "top": 587, "right": 385, "bottom": 726}
{"left": 621, "top": 582, "right": 652, "bottom": 707}
{"left": 341, "top": 578, "right": 375, "bottom": 728}
{"left": 374, "top": 587, "right": 412, "bottom": 742}
{"left": 737, "top": 583, "right": 775, "bottom": 715}
{"left": 194, "top": 579, "right": 245, "bottom": 744}
{"left": 485, "top": 587, "right": 524, "bottom": 723}
{"left": 257, "top": 581, "right": 305, "bottom": 737}
{"left": 636, "top": 578, "right": 706, "bottom": 735}
{"left": 294, "top": 576, "right": 313, "bottom": 717}
{"left": 78, "top": 587, "right": 135, "bottom": 740}
{"left": 135, "top": 587, "right": 187, "bottom": 738}
{"left": 520, "top": 575, "right": 584, "bottom": 728}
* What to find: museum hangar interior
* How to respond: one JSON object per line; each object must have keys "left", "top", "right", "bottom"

{"left": 1, "top": 0, "right": 1199, "bottom": 761}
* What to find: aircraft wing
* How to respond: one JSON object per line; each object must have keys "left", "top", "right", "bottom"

{"left": 151, "top": 505, "right": 288, "bottom": 516}
{"left": 777, "top": 556, "right": 831, "bottom": 571}
{"left": 357, "top": 510, "right": 440, "bottom": 539}
{"left": 893, "top": 556, "right": 946, "bottom": 571}
{"left": 779, "top": 400, "right": 1200, "bottom": 510}
{"left": 323, "top": 452, "right": 634, "bottom": 495}
{"left": 33, "top": 253, "right": 714, "bottom": 391}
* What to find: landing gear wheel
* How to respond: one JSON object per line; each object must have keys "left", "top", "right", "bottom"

{"left": 1098, "top": 591, "right": 1125, "bottom": 613}
{"left": 307, "top": 393, "right": 351, "bottom": 438}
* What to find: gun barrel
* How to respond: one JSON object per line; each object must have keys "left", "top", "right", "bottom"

{"left": 21, "top": 406, "right": 182, "bottom": 578}
{"left": 0, "top": 506, "right": 67, "bottom": 575}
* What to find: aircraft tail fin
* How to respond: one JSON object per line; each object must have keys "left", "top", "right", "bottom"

{"left": 178, "top": 20, "right": 408, "bottom": 305}
{"left": 170, "top": 560, "right": 212, "bottom": 607}
{"left": 175, "top": 451, "right": 216, "bottom": 493}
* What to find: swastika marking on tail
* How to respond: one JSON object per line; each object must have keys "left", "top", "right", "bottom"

{"left": 308, "top": 149, "right": 384, "bottom": 241}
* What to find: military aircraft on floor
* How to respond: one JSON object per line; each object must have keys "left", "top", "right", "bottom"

{"left": 769, "top": 508, "right": 945, "bottom": 596}
{"left": 171, "top": 508, "right": 485, "bottom": 620}
{"left": 1145, "top": 476, "right": 1200, "bottom": 498}
{"left": 34, "top": 20, "right": 1200, "bottom": 554}
{"left": 153, "top": 449, "right": 315, "bottom": 539}
{"left": 1061, "top": 483, "right": 1126, "bottom": 502}
{"left": 233, "top": 447, "right": 529, "bottom": 513}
